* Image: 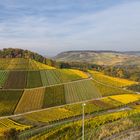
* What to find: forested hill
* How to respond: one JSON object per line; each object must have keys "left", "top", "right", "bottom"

{"left": 0, "top": 48, "right": 56, "bottom": 67}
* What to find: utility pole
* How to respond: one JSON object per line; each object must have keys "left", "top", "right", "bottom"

{"left": 82, "top": 103, "right": 86, "bottom": 140}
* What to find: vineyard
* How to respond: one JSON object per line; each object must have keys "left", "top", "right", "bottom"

{"left": 64, "top": 80, "right": 101, "bottom": 103}
{"left": 43, "top": 85, "right": 66, "bottom": 108}
{"left": 0, "top": 90, "right": 23, "bottom": 116}
{"left": 4, "top": 71, "right": 27, "bottom": 89}
{"left": 110, "top": 94, "right": 140, "bottom": 104}
{"left": 0, "top": 70, "right": 9, "bottom": 88}
{"left": 14, "top": 94, "right": 139, "bottom": 125}
{"left": 92, "top": 79, "right": 135, "bottom": 96}
{"left": 27, "top": 71, "right": 43, "bottom": 88}
{"left": 40, "top": 69, "right": 86, "bottom": 86}
{"left": 14, "top": 88, "right": 45, "bottom": 114}
{"left": 0, "top": 57, "right": 140, "bottom": 139}
{"left": 29, "top": 109, "right": 140, "bottom": 140}
{"left": 89, "top": 70, "right": 137, "bottom": 87}
{"left": 0, "top": 58, "right": 55, "bottom": 70}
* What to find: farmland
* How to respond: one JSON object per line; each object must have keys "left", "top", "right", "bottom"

{"left": 0, "top": 58, "right": 55, "bottom": 70}
{"left": 0, "top": 90, "right": 23, "bottom": 116}
{"left": 89, "top": 70, "right": 137, "bottom": 87}
{"left": 40, "top": 69, "right": 88, "bottom": 86}
{"left": 43, "top": 85, "right": 66, "bottom": 108}
{"left": 92, "top": 79, "right": 135, "bottom": 96}
{"left": 0, "top": 70, "right": 9, "bottom": 88}
{"left": 27, "top": 71, "right": 42, "bottom": 88}
{"left": 14, "top": 88, "right": 45, "bottom": 114}
{"left": 4, "top": 71, "right": 27, "bottom": 89}
{"left": 0, "top": 57, "right": 140, "bottom": 139}
{"left": 64, "top": 80, "right": 101, "bottom": 103}
{"left": 30, "top": 109, "right": 140, "bottom": 140}
{"left": 17, "top": 94, "right": 139, "bottom": 125}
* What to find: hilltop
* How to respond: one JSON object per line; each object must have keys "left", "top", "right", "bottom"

{"left": 54, "top": 50, "right": 140, "bottom": 66}
{"left": 0, "top": 48, "right": 56, "bottom": 67}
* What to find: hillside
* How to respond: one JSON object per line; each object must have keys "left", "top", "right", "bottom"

{"left": 0, "top": 48, "right": 56, "bottom": 67}
{"left": 54, "top": 50, "right": 140, "bottom": 66}
{"left": 0, "top": 58, "right": 54, "bottom": 70}
{"left": 0, "top": 50, "right": 140, "bottom": 140}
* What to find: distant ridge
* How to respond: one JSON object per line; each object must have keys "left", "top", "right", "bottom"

{"left": 54, "top": 50, "right": 140, "bottom": 66}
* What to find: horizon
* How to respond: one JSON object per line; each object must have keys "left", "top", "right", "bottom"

{"left": 1, "top": 48, "right": 140, "bottom": 57}
{"left": 0, "top": 0, "right": 140, "bottom": 56}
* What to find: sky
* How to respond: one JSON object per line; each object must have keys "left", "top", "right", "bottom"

{"left": 0, "top": 0, "right": 140, "bottom": 56}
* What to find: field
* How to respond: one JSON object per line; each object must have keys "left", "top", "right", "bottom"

{"left": 0, "top": 57, "right": 140, "bottom": 139}
{"left": 21, "top": 93, "right": 140, "bottom": 125}
{"left": 0, "top": 69, "right": 87, "bottom": 89}
{"left": 65, "top": 80, "right": 101, "bottom": 103}
{"left": 0, "top": 58, "right": 55, "bottom": 70}
{"left": 43, "top": 85, "right": 66, "bottom": 108}
{"left": 92, "top": 79, "right": 135, "bottom": 96}
{"left": 89, "top": 70, "right": 137, "bottom": 87}
{"left": 4, "top": 71, "right": 27, "bottom": 89}
{"left": 27, "top": 71, "right": 42, "bottom": 88}
{"left": 29, "top": 59, "right": 55, "bottom": 70}
{"left": 110, "top": 94, "right": 140, "bottom": 104}
{"left": 0, "top": 70, "right": 9, "bottom": 88}
{"left": 0, "top": 90, "right": 23, "bottom": 116}
{"left": 40, "top": 70, "right": 62, "bottom": 86}
{"left": 14, "top": 88, "right": 45, "bottom": 114}
{"left": 40, "top": 69, "right": 88, "bottom": 86}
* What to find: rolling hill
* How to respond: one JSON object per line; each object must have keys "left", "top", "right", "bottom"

{"left": 54, "top": 50, "right": 140, "bottom": 66}
{"left": 0, "top": 49, "right": 140, "bottom": 140}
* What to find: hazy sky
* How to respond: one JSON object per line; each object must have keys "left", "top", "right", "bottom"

{"left": 0, "top": 0, "right": 140, "bottom": 56}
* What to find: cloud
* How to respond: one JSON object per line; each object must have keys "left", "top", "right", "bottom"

{"left": 0, "top": 0, "right": 140, "bottom": 56}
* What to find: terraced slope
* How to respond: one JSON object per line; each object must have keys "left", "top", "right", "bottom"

{"left": 64, "top": 80, "right": 101, "bottom": 103}
{"left": 14, "top": 88, "right": 45, "bottom": 114}
{"left": 4, "top": 71, "right": 27, "bottom": 89}
{"left": 0, "top": 90, "right": 23, "bottom": 116}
